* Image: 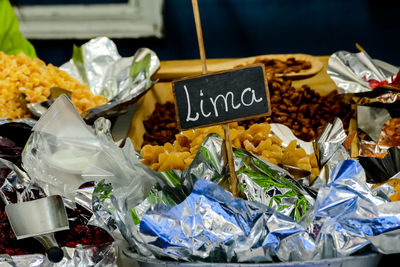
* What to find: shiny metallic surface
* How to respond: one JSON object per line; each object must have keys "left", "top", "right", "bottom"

{"left": 22, "top": 96, "right": 157, "bottom": 200}
{"left": 0, "top": 156, "right": 118, "bottom": 266}
{"left": 129, "top": 252, "right": 381, "bottom": 267}
{"left": 139, "top": 179, "right": 308, "bottom": 263}
{"left": 314, "top": 118, "right": 347, "bottom": 167}
{"left": 28, "top": 37, "right": 160, "bottom": 122}
{"left": 327, "top": 50, "right": 397, "bottom": 94}
{"left": 359, "top": 147, "right": 400, "bottom": 183}
{"left": 311, "top": 118, "right": 349, "bottom": 189}
{"left": 5, "top": 196, "right": 69, "bottom": 239}
{"left": 357, "top": 106, "right": 392, "bottom": 142}
{"left": 104, "top": 156, "right": 400, "bottom": 264}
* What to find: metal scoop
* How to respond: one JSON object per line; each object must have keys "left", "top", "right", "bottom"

{"left": 5, "top": 195, "right": 69, "bottom": 263}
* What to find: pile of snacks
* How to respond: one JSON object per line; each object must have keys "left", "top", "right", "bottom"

{"left": 0, "top": 52, "right": 108, "bottom": 118}
{"left": 0, "top": 211, "right": 43, "bottom": 255}
{"left": 141, "top": 122, "right": 319, "bottom": 176}
{"left": 379, "top": 118, "right": 400, "bottom": 148}
{"left": 55, "top": 203, "right": 114, "bottom": 248}
{"left": 141, "top": 77, "right": 353, "bottom": 146}
{"left": 254, "top": 57, "right": 312, "bottom": 75}
{"left": 0, "top": 136, "right": 22, "bottom": 166}
{"left": 142, "top": 102, "right": 179, "bottom": 146}
{"left": 0, "top": 205, "right": 113, "bottom": 255}
{"left": 359, "top": 118, "right": 400, "bottom": 158}
{"left": 239, "top": 76, "right": 354, "bottom": 141}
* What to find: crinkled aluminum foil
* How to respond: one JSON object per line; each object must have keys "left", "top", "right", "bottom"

{"left": 91, "top": 134, "right": 316, "bottom": 263}
{"left": 234, "top": 149, "right": 314, "bottom": 221}
{"left": 357, "top": 105, "right": 392, "bottom": 142}
{"left": 314, "top": 118, "right": 347, "bottom": 167}
{"left": 359, "top": 147, "right": 400, "bottom": 183}
{"left": 0, "top": 157, "right": 119, "bottom": 266}
{"left": 327, "top": 50, "right": 398, "bottom": 94}
{"left": 22, "top": 95, "right": 157, "bottom": 201}
{"left": 311, "top": 118, "right": 349, "bottom": 189}
{"left": 139, "top": 179, "right": 310, "bottom": 263}
{"left": 158, "top": 134, "right": 314, "bottom": 221}
{"left": 27, "top": 37, "right": 160, "bottom": 123}
{"left": 270, "top": 123, "right": 314, "bottom": 154}
{"left": 114, "top": 159, "right": 400, "bottom": 264}
{"left": 351, "top": 87, "right": 400, "bottom": 106}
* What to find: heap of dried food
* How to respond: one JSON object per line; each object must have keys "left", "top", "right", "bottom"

{"left": 239, "top": 75, "right": 354, "bottom": 141}
{"left": 141, "top": 78, "right": 353, "bottom": 145}
{"left": 142, "top": 101, "right": 179, "bottom": 146}
{"left": 55, "top": 202, "right": 113, "bottom": 248}
{"left": 0, "top": 52, "right": 108, "bottom": 119}
{"left": 378, "top": 118, "right": 400, "bottom": 148}
{"left": 141, "top": 122, "right": 319, "bottom": 177}
{"left": 255, "top": 57, "right": 312, "bottom": 75}
{"left": 359, "top": 118, "right": 400, "bottom": 158}
{"left": 0, "top": 137, "right": 23, "bottom": 166}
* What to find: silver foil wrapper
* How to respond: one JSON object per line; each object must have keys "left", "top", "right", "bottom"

{"left": 327, "top": 50, "right": 398, "bottom": 94}
{"left": 311, "top": 118, "right": 349, "bottom": 189}
{"left": 270, "top": 123, "right": 314, "bottom": 154}
{"left": 0, "top": 157, "right": 119, "bottom": 266}
{"left": 22, "top": 95, "right": 157, "bottom": 201}
{"left": 359, "top": 147, "right": 400, "bottom": 183}
{"left": 357, "top": 105, "right": 392, "bottom": 142}
{"left": 18, "top": 95, "right": 161, "bottom": 265}
{"left": 91, "top": 133, "right": 315, "bottom": 263}
{"left": 111, "top": 159, "right": 400, "bottom": 264}
{"left": 28, "top": 37, "right": 160, "bottom": 123}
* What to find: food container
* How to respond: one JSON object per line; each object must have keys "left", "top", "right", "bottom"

{"left": 127, "top": 55, "right": 356, "bottom": 150}
{"left": 127, "top": 252, "right": 381, "bottom": 267}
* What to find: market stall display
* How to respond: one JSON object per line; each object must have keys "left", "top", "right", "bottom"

{"left": 0, "top": 51, "right": 398, "bottom": 266}
{"left": 0, "top": 5, "right": 400, "bottom": 264}
{"left": 136, "top": 57, "right": 353, "bottom": 148}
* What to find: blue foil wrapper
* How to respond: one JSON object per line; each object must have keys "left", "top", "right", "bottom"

{"left": 139, "top": 179, "right": 307, "bottom": 263}
{"left": 119, "top": 159, "right": 400, "bottom": 263}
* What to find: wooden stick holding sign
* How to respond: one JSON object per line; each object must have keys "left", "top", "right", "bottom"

{"left": 192, "top": 0, "right": 240, "bottom": 197}
{"left": 172, "top": 0, "right": 271, "bottom": 197}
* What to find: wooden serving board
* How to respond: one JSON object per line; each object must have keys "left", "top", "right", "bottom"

{"left": 154, "top": 53, "right": 324, "bottom": 81}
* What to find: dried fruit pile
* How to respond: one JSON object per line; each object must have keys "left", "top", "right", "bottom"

{"left": 0, "top": 211, "right": 42, "bottom": 255}
{"left": 56, "top": 204, "right": 113, "bottom": 248}
{"left": 142, "top": 101, "right": 179, "bottom": 146}
{"left": 239, "top": 76, "right": 353, "bottom": 141}
{"left": 255, "top": 57, "right": 312, "bottom": 75}
{"left": 141, "top": 72, "right": 353, "bottom": 145}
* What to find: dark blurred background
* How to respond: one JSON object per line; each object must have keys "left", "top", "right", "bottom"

{"left": 14, "top": 0, "right": 400, "bottom": 66}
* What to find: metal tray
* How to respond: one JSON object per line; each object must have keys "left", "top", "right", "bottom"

{"left": 124, "top": 251, "right": 382, "bottom": 267}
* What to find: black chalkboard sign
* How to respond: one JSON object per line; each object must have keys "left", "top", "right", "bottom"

{"left": 172, "top": 64, "right": 270, "bottom": 130}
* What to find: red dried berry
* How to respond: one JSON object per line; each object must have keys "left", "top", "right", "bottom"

{"left": 65, "top": 241, "right": 78, "bottom": 248}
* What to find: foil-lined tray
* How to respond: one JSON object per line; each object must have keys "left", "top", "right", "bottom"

{"left": 128, "top": 252, "right": 381, "bottom": 267}
{"left": 27, "top": 37, "right": 160, "bottom": 124}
